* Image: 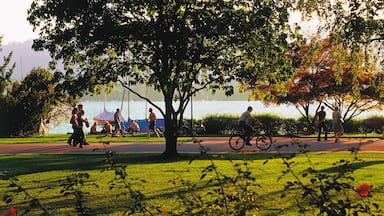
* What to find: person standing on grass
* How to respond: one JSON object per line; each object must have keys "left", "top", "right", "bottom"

{"left": 316, "top": 105, "right": 328, "bottom": 141}
{"left": 147, "top": 108, "right": 160, "bottom": 138}
{"left": 332, "top": 106, "right": 344, "bottom": 143}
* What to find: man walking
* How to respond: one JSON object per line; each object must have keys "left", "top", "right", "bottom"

{"left": 114, "top": 108, "right": 122, "bottom": 136}
{"left": 147, "top": 108, "right": 160, "bottom": 138}
{"left": 316, "top": 105, "right": 328, "bottom": 141}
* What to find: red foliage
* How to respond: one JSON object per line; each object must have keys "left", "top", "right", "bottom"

{"left": 171, "top": 179, "right": 177, "bottom": 185}
{"left": 2, "top": 208, "right": 16, "bottom": 216}
{"left": 355, "top": 183, "right": 372, "bottom": 197}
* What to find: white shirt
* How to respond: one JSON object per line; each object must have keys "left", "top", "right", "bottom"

{"left": 239, "top": 111, "right": 252, "bottom": 123}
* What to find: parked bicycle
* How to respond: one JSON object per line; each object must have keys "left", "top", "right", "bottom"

{"left": 228, "top": 124, "right": 273, "bottom": 151}
{"left": 180, "top": 121, "right": 206, "bottom": 137}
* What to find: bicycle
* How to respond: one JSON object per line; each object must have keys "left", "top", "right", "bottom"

{"left": 180, "top": 121, "right": 206, "bottom": 137}
{"left": 228, "top": 125, "right": 273, "bottom": 151}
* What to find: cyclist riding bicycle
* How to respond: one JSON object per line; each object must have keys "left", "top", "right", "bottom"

{"left": 239, "top": 106, "right": 261, "bottom": 146}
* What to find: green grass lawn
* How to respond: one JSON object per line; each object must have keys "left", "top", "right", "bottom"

{"left": 1, "top": 152, "right": 383, "bottom": 215}
{"left": 0, "top": 132, "right": 381, "bottom": 144}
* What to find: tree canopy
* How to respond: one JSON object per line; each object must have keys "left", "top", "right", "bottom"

{"left": 250, "top": 0, "right": 384, "bottom": 125}
{"left": 0, "top": 37, "right": 15, "bottom": 96}
{"left": 253, "top": 38, "right": 384, "bottom": 127}
{"left": 297, "top": 0, "right": 384, "bottom": 75}
{"left": 28, "top": 0, "right": 301, "bottom": 157}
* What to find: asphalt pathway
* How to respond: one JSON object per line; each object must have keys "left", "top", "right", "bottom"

{"left": 0, "top": 136, "right": 383, "bottom": 154}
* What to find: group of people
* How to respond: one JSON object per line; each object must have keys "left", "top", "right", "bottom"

{"left": 70, "top": 103, "right": 345, "bottom": 147}
{"left": 110, "top": 107, "right": 159, "bottom": 137}
{"left": 238, "top": 104, "right": 345, "bottom": 144}
{"left": 67, "top": 104, "right": 90, "bottom": 148}
{"left": 69, "top": 106, "right": 160, "bottom": 145}
{"left": 88, "top": 109, "right": 142, "bottom": 136}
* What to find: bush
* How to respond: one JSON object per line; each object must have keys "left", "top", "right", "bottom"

{"left": 362, "top": 116, "right": 384, "bottom": 133}
{"left": 201, "top": 114, "right": 298, "bottom": 135}
{"left": 200, "top": 114, "right": 384, "bottom": 135}
{"left": 202, "top": 114, "right": 238, "bottom": 135}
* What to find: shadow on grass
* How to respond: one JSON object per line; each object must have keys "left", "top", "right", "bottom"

{"left": 317, "top": 160, "right": 384, "bottom": 173}
{"left": 0, "top": 153, "right": 277, "bottom": 176}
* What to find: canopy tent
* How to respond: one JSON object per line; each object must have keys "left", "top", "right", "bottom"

{"left": 93, "top": 109, "right": 127, "bottom": 123}
{"left": 93, "top": 91, "right": 128, "bottom": 124}
{"left": 121, "top": 119, "right": 165, "bottom": 133}
{"left": 94, "top": 110, "right": 164, "bottom": 133}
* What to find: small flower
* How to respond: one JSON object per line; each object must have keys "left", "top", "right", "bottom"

{"left": 171, "top": 179, "right": 177, "bottom": 185}
{"left": 162, "top": 209, "right": 169, "bottom": 213}
{"left": 355, "top": 183, "right": 372, "bottom": 197}
{"left": 2, "top": 207, "right": 17, "bottom": 216}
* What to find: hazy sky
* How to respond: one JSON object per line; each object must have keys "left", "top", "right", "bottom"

{"left": 0, "top": 1, "right": 317, "bottom": 46}
{"left": 0, "top": 0, "right": 37, "bottom": 45}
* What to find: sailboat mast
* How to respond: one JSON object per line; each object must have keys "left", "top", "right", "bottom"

{"left": 145, "top": 87, "right": 148, "bottom": 119}
{"left": 127, "top": 80, "right": 131, "bottom": 119}
{"left": 103, "top": 92, "right": 107, "bottom": 111}
{"left": 121, "top": 86, "right": 126, "bottom": 112}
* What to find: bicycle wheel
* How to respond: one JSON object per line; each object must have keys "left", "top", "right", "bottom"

{"left": 229, "top": 134, "right": 245, "bottom": 151}
{"left": 255, "top": 134, "right": 273, "bottom": 150}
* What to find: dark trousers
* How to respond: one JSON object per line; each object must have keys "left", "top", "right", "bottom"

{"left": 67, "top": 125, "right": 77, "bottom": 144}
{"left": 239, "top": 121, "right": 252, "bottom": 143}
{"left": 76, "top": 127, "right": 85, "bottom": 146}
{"left": 68, "top": 126, "right": 84, "bottom": 146}
{"left": 318, "top": 121, "right": 328, "bottom": 141}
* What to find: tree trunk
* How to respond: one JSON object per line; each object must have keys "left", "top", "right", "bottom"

{"left": 38, "top": 119, "right": 49, "bottom": 136}
{"left": 162, "top": 131, "right": 178, "bottom": 158}
{"left": 161, "top": 98, "right": 179, "bottom": 158}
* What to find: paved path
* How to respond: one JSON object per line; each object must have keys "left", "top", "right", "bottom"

{"left": 0, "top": 137, "right": 383, "bottom": 154}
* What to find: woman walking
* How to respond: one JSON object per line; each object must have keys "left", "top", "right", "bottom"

{"left": 332, "top": 106, "right": 344, "bottom": 143}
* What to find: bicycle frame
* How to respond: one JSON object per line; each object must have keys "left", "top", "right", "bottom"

{"left": 229, "top": 125, "right": 273, "bottom": 151}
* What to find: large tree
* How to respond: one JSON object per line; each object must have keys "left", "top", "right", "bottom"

{"left": 297, "top": 0, "right": 384, "bottom": 74}
{"left": 254, "top": 38, "right": 383, "bottom": 126}
{"left": 28, "top": 0, "right": 300, "bottom": 157}
{"left": 0, "top": 37, "right": 16, "bottom": 136}
{"left": 0, "top": 36, "right": 15, "bottom": 96}
{"left": 6, "top": 68, "right": 74, "bottom": 136}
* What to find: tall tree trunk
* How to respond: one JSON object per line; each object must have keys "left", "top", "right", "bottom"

{"left": 162, "top": 98, "right": 179, "bottom": 158}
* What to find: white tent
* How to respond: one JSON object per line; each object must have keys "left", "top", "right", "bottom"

{"left": 93, "top": 109, "right": 127, "bottom": 123}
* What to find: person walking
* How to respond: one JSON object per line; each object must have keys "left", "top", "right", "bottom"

{"left": 67, "top": 107, "right": 78, "bottom": 145}
{"left": 332, "top": 106, "right": 344, "bottom": 143}
{"left": 114, "top": 108, "right": 122, "bottom": 137}
{"left": 316, "top": 105, "right": 328, "bottom": 141}
{"left": 76, "top": 104, "right": 90, "bottom": 145}
{"left": 147, "top": 108, "right": 160, "bottom": 138}
{"left": 76, "top": 110, "right": 89, "bottom": 148}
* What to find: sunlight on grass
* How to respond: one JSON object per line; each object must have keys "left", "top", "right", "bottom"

{"left": 1, "top": 153, "right": 384, "bottom": 215}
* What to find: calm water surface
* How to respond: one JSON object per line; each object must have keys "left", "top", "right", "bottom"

{"left": 50, "top": 100, "right": 379, "bottom": 134}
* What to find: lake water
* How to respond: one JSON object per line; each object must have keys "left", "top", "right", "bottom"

{"left": 49, "top": 100, "right": 381, "bottom": 134}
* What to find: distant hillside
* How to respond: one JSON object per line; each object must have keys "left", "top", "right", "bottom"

{"left": 1, "top": 40, "right": 56, "bottom": 80}
{"left": 81, "top": 84, "right": 252, "bottom": 101}
{"left": 2, "top": 40, "right": 252, "bottom": 101}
